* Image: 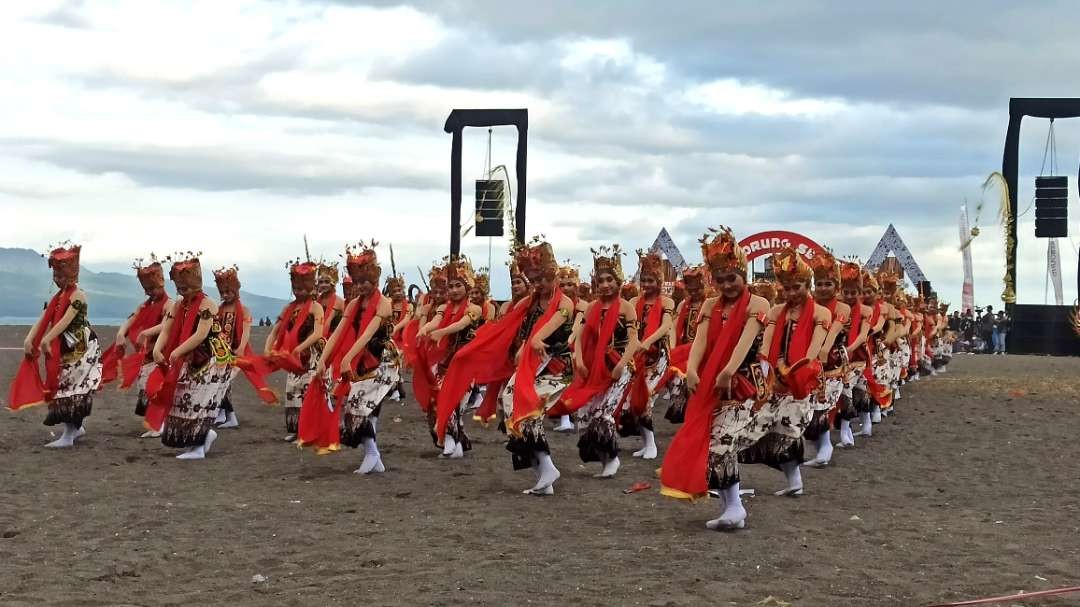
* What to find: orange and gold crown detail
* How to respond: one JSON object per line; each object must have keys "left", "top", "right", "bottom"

{"left": 771, "top": 247, "right": 812, "bottom": 284}
{"left": 345, "top": 240, "right": 381, "bottom": 284}
{"left": 133, "top": 255, "right": 165, "bottom": 291}
{"left": 636, "top": 249, "right": 664, "bottom": 280}
{"left": 556, "top": 260, "right": 580, "bottom": 283}
{"left": 213, "top": 265, "right": 241, "bottom": 292}
{"left": 289, "top": 260, "right": 318, "bottom": 292}
{"left": 317, "top": 261, "right": 339, "bottom": 285}
{"left": 474, "top": 268, "right": 490, "bottom": 294}
{"left": 445, "top": 256, "right": 476, "bottom": 288}
{"left": 577, "top": 282, "right": 593, "bottom": 302}
{"left": 808, "top": 249, "right": 840, "bottom": 283}
{"left": 513, "top": 236, "right": 558, "bottom": 280}
{"left": 168, "top": 253, "right": 203, "bottom": 291}
{"left": 385, "top": 275, "right": 405, "bottom": 291}
{"left": 861, "top": 268, "right": 880, "bottom": 291}
{"left": 700, "top": 227, "right": 748, "bottom": 276}
{"left": 591, "top": 245, "right": 625, "bottom": 283}
{"left": 749, "top": 278, "right": 778, "bottom": 303}
{"left": 621, "top": 281, "right": 639, "bottom": 299}
{"left": 877, "top": 269, "right": 898, "bottom": 292}
{"left": 839, "top": 259, "right": 863, "bottom": 289}
{"left": 681, "top": 264, "right": 709, "bottom": 290}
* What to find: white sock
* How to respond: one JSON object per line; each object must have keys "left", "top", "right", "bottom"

{"left": 633, "top": 429, "right": 659, "bottom": 459}
{"left": 531, "top": 451, "right": 560, "bottom": 492}
{"left": 857, "top": 412, "right": 873, "bottom": 436}
{"left": 840, "top": 419, "right": 855, "bottom": 445}
{"left": 214, "top": 409, "right": 226, "bottom": 424}
{"left": 442, "top": 435, "right": 458, "bottom": 457}
{"left": 176, "top": 444, "right": 206, "bottom": 460}
{"left": 356, "top": 438, "right": 384, "bottom": 474}
{"left": 773, "top": 460, "right": 803, "bottom": 496}
{"left": 45, "top": 423, "right": 79, "bottom": 448}
{"left": 814, "top": 431, "right": 833, "bottom": 464}
{"left": 871, "top": 405, "right": 882, "bottom": 424}
{"left": 706, "top": 482, "right": 747, "bottom": 530}
{"left": 370, "top": 416, "right": 378, "bottom": 434}
{"left": 597, "top": 455, "right": 620, "bottom": 478}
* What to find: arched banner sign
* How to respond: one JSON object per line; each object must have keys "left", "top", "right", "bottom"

{"left": 738, "top": 230, "right": 826, "bottom": 261}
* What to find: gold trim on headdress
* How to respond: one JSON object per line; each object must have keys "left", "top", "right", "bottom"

{"left": 47, "top": 241, "right": 81, "bottom": 283}
{"left": 808, "top": 249, "right": 840, "bottom": 283}
{"left": 289, "top": 259, "right": 318, "bottom": 292}
{"left": 556, "top": 259, "right": 580, "bottom": 283}
{"left": 749, "top": 278, "right": 777, "bottom": 303}
{"left": 513, "top": 236, "right": 558, "bottom": 281}
{"left": 445, "top": 256, "right": 477, "bottom": 288}
{"left": 861, "top": 268, "right": 880, "bottom": 291}
{"left": 385, "top": 275, "right": 405, "bottom": 292}
{"left": 700, "top": 226, "right": 748, "bottom": 276}
{"left": 317, "top": 261, "right": 339, "bottom": 285}
{"left": 168, "top": 252, "right": 203, "bottom": 291}
{"left": 771, "top": 246, "right": 812, "bottom": 284}
{"left": 636, "top": 248, "right": 664, "bottom": 281}
{"left": 839, "top": 259, "right": 863, "bottom": 289}
{"left": 213, "top": 265, "right": 241, "bottom": 292}
{"left": 133, "top": 255, "right": 165, "bottom": 291}
{"left": 681, "top": 264, "right": 709, "bottom": 290}
{"left": 345, "top": 240, "right": 381, "bottom": 284}
{"left": 591, "top": 245, "right": 625, "bottom": 283}
{"left": 474, "top": 268, "right": 490, "bottom": 295}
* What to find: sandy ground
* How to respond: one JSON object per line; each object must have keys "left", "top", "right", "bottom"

{"left": 1, "top": 325, "right": 1079, "bottom": 607}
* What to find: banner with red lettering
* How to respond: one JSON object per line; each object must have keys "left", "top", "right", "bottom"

{"left": 738, "top": 231, "right": 827, "bottom": 262}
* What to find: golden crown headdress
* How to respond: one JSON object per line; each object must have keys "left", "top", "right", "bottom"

{"left": 839, "top": 258, "right": 863, "bottom": 289}
{"left": 513, "top": 236, "right": 558, "bottom": 280}
{"left": 133, "top": 255, "right": 165, "bottom": 291}
{"left": 591, "top": 245, "right": 625, "bottom": 283}
{"left": 808, "top": 248, "right": 840, "bottom": 283}
{"left": 474, "top": 267, "right": 490, "bottom": 294}
{"left": 445, "top": 255, "right": 476, "bottom": 288}
{"left": 771, "top": 246, "right": 812, "bottom": 284}
{"left": 167, "top": 251, "right": 203, "bottom": 291}
{"left": 46, "top": 241, "right": 82, "bottom": 282}
{"left": 636, "top": 248, "right": 664, "bottom": 280}
{"left": 345, "top": 240, "right": 381, "bottom": 284}
{"left": 749, "top": 278, "right": 778, "bottom": 303}
{"left": 213, "top": 265, "right": 241, "bottom": 292}
{"left": 681, "top": 264, "right": 709, "bottom": 290}
{"left": 317, "top": 261, "right": 339, "bottom": 285}
{"left": 700, "top": 226, "right": 748, "bottom": 276}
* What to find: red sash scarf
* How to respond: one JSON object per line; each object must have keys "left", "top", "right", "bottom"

{"left": 8, "top": 286, "right": 75, "bottom": 410}
{"left": 661, "top": 288, "right": 751, "bottom": 500}
{"left": 298, "top": 292, "right": 380, "bottom": 450}
{"left": 628, "top": 295, "right": 665, "bottom": 416}
{"left": 412, "top": 298, "right": 469, "bottom": 412}
{"left": 768, "top": 295, "right": 815, "bottom": 368}
{"left": 391, "top": 301, "right": 412, "bottom": 346}
{"left": 143, "top": 292, "right": 207, "bottom": 430}
{"left": 319, "top": 293, "right": 338, "bottom": 337}
{"left": 267, "top": 299, "right": 315, "bottom": 374}
{"left": 552, "top": 298, "right": 623, "bottom": 415}
{"left": 227, "top": 300, "right": 276, "bottom": 404}
{"left": 434, "top": 295, "right": 536, "bottom": 442}
{"left": 508, "top": 288, "right": 565, "bottom": 436}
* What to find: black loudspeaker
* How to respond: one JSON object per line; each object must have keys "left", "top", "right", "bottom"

{"left": 1008, "top": 304, "right": 1080, "bottom": 356}
{"left": 475, "top": 180, "right": 505, "bottom": 237}
{"left": 1034, "top": 175, "right": 1068, "bottom": 238}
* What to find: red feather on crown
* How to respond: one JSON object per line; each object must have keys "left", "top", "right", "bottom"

{"left": 700, "top": 226, "right": 748, "bottom": 275}
{"left": 213, "top": 265, "right": 241, "bottom": 292}
{"left": 47, "top": 242, "right": 81, "bottom": 283}
{"left": 345, "top": 240, "right": 381, "bottom": 284}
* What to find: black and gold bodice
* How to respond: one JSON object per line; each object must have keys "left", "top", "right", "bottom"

{"left": 59, "top": 299, "right": 96, "bottom": 363}
{"left": 517, "top": 298, "right": 574, "bottom": 370}
{"left": 639, "top": 300, "right": 670, "bottom": 365}
{"left": 351, "top": 302, "right": 393, "bottom": 364}
{"left": 216, "top": 306, "right": 242, "bottom": 353}
{"left": 599, "top": 305, "right": 631, "bottom": 353}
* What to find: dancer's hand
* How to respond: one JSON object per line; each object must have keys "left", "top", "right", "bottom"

{"left": 714, "top": 368, "right": 734, "bottom": 397}
{"left": 529, "top": 338, "right": 547, "bottom": 358}
{"left": 685, "top": 369, "right": 700, "bottom": 392}
{"left": 609, "top": 363, "right": 624, "bottom": 380}
{"left": 40, "top": 336, "right": 53, "bottom": 355}
{"left": 429, "top": 329, "right": 445, "bottom": 342}
{"left": 168, "top": 350, "right": 181, "bottom": 364}
{"left": 153, "top": 349, "right": 165, "bottom": 365}
{"left": 339, "top": 358, "right": 353, "bottom": 375}
{"left": 314, "top": 360, "right": 325, "bottom": 376}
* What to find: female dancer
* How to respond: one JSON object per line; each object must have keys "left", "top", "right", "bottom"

{"left": 661, "top": 227, "right": 771, "bottom": 530}
{"left": 621, "top": 250, "right": 674, "bottom": 460}
{"left": 10, "top": 243, "right": 103, "bottom": 448}
{"left": 738, "top": 247, "right": 830, "bottom": 496}
{"left": 551, "top": 245, "right": 637, "bottom": 478}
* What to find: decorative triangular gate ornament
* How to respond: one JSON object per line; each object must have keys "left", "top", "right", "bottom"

{"left": 865, "top": 224, "right": 927, "bottom": 283}
{"left": 648, "top": 227, "right": 687, "bottom": 270}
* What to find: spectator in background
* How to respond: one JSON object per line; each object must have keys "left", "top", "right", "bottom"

{"left": 948, "top": 311, "right": 960, "bottom": 332}
{"left": 980, "top": 305, "right": 996, "bottom": 353}
{"left": 993, "top": 310, "right": 1011, "bottom": 355}
{"left": 959, "top": 310, "right": 976, "bottom": 354}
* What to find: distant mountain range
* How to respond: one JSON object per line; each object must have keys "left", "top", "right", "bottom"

{"left": 0, "top": 248, "right": 288, "bottom": 325}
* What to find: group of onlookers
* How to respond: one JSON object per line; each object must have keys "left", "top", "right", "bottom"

{"left": 947, "top": 306, "right": 1010, "bottom": 354}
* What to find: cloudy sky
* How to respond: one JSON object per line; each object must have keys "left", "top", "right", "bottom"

{"left": 3, "top": 0, "right": 1080, "bottom": 305}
